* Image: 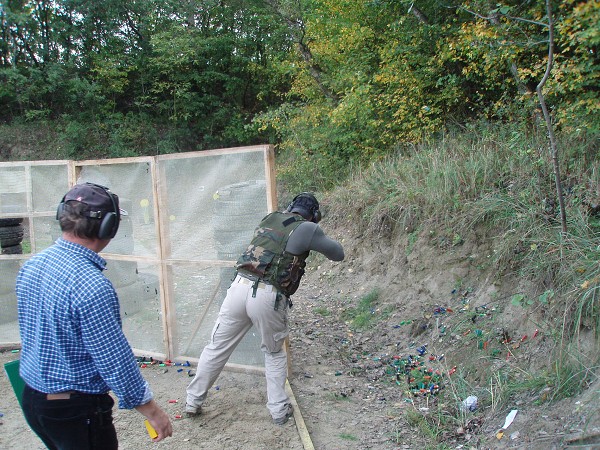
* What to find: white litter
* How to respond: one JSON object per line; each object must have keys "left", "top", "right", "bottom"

{"left": 501, "top": 409, "right": 518, "bottom": 430}
{"left": 461, "top": 395, "right": 478, "bottom": 412}
{"left": 496, "top": 409, "right": 519, "bottom": 440}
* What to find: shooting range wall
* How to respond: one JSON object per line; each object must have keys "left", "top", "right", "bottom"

{"left": 0, "top": 145, "right": 277, "bottom": 372}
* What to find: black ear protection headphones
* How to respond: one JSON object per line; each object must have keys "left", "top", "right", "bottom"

{"left": 56, "top": 182, "right": 121, "bottom": 240}
{"left": 286, "top": 192, "right": 322, "bottom": 223}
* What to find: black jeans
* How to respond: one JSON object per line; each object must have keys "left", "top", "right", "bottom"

{"left": 22, "top": 384, "right": 118, "bottom": 450}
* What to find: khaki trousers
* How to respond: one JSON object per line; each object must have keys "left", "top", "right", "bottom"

{"left": 186, "top": 275, "right": 290, "bottom": 419}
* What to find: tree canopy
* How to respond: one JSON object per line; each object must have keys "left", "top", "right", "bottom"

{"left": 0, "top": 0, "right": 598, "bottom": 177}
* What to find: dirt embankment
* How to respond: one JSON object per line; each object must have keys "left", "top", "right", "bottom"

{"left": 287, "top": 213, "right": 600, "bottom": 449}
{"left": 1, "top": 212, "right": 598, "bottom": 450}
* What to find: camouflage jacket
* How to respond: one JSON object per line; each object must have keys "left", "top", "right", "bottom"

{"left": 236, "top": 212, "right": 309, "bottom": 296}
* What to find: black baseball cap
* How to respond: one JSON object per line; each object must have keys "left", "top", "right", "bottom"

{"left": 64, "top": 182, "right": 127, "bottom": 218}
{"left": 288, "top": 192, "right": 321, "bottom": 223}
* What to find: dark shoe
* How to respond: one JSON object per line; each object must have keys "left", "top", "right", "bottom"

{"left": 272, "top": 404, "right": 293, "bottom": 425}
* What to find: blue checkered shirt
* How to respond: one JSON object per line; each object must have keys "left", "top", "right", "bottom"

{"left": 16, "top": 238, "right": 152, "bottom": 409}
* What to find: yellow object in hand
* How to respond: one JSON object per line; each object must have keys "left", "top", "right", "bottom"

{"left": 144, "top": 419, "right": 158, "bottom": 439}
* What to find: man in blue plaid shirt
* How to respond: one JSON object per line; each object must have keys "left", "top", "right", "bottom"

{"left": 16, "top": 182, "right": 172, "bottom": 449}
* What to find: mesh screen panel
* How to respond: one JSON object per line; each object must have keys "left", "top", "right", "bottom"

{"left": 0, "top": 166, "right": 28, "bottom": 215}
{"left": 78, "top": 162, "right": 158, "bottom": 257}
{"left": 157, "top": 149, "right": 269, "bottom": 366}
{"left": 0, "top": 147, "right": 273, "bottom": 371}
{"left": 33, "top": 216, "right": 60, "bottom": 253}
{"left": 106, "top": 262, "right": 164, "bottom": 354}
{"left": 30, "top": 165, "right": 69, "bottom": 212}
{"left": 0, "top": 260, "right": 20, "bottom": 342}
{"left": 159, "top": 151, "right": 268, "bottom": 261}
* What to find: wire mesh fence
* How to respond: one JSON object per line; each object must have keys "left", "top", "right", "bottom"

{"left": 0, "top": 145, "right": 276, "bottom": 371}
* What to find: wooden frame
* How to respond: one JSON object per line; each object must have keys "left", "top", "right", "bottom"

{"left": 0, "top": 145, "right": 276, "bottom": 372}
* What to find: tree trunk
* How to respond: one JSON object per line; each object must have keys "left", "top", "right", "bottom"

{"left": 536, "top": 0, "right": 567, "bottom": 233}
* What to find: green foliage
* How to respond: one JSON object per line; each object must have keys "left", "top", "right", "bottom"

{"left": 510, "top": 290, "right": 554, "bottom": 308}
{"left": 405, "top": 405, "right": 457, "bottom": 443}
{"left": 259, "top": 101, "right": 365, "bottom": 192}
{"left": 338, "top": 433, "right": 358, "bottom": 441}
{"left": 1, "top": 0, "right": 598, "bottom": 165}
{"left": 313, "top": 307, "right": 330, "bottom": 317}
{"left": 328, "top": 123, "right": 599, "bottom": 339}
{"left": 58, "top": 120, "right": 95, "bottom": 159}
{"left": 268, "top": 0, "right": 598, "bottom": 190}
{"left": 341, "top": 289, "right": 380, "bottom": 330}
{"left": 473, "top": 193, "right": 600, "bottom": 336}
{"left": 489, "top": 348, "right": 598, "bottom": 407}
{"left": 547, "top": 356, "right": 597, "bottom": 401}
{"left": 554, "top": 0, "right": 600, "bottom": 132}
{"left": 332, "top": 123, "right": 533, "bottom": 235}
{"left": 0, "top": 0, "right": 292, "bottom": 153}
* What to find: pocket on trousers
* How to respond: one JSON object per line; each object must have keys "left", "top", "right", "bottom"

{"left": 90, "top": 401, "right": 118, "bottom": 450}
{"left": 272, "top": 309, "right": 290, "bottom": 346}
{"left": 38, "top": 410, "right": 91, "bottom": 449}
{"left": 96, "top": 394, "right": 115, "bottom": 411}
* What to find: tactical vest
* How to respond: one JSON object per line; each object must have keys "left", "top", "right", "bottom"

{"left": 236, "top": 212, "right": 309, "bottom": 296}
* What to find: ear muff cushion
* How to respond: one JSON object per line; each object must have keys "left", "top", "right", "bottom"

{"left": 313, "top": 209, "right": 322, "bottom": 223}
{"left": 56, "top": 202, "right": 65, "bottom": 220}
{"left": 98, "top": 190, "right": 120, "bottom": 239}
{"left": 98, "top": 212, "right": 118, "bottom": 239}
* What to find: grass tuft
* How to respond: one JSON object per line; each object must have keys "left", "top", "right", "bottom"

{"left": 341, "top": 289, "right": 380, "bottom": 330}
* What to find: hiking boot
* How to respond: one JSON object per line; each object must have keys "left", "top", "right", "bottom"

{"left": 185, "top": 403, "right": 201, "bottom": 416}
{"left": 272, "top": 404, "right": 293, "bottom": 425}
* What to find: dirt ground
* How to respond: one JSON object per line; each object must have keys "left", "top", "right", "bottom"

{"left": 0, "top": 349, "right": 304, "bottom": 450}
{"left": 1, "top": 213, "right": 599, "bottom": 449}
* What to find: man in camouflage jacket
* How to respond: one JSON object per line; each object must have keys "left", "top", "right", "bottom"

{"left": 186, "top": 193, "right": 344, "bottom": 425}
